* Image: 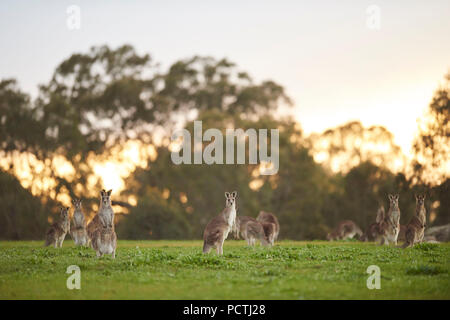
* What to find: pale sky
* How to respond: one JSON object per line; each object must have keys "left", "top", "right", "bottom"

{"left": 1, "top": 0, "right": 449, "bottom": 157}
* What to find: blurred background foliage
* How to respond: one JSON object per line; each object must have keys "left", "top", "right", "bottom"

{"left": 0, "top": 45, "right": 448, "bottom": 240}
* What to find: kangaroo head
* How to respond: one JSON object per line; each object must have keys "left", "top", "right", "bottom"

{"left": 100, "top": 189, "right": 112, "bottom": 206}
{"left": 60, "top": 206, "right": 70, "bottom": 220}
{"left": 415, "top": 194, "right": 426, "bottom": 207}
{"left": 225, "top": 191, "right": 237, "bottom": 207}
{"left": 72, "top": 198, "right": 82, "bottom": 209}
{"left": 388, "top": 194, "right": 399, "bottom": 209}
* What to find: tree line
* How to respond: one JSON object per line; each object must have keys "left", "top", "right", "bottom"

{"left": 0, "top": 45, "right": 448, "bottom": 240}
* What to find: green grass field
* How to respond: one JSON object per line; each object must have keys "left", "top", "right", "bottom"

{"left": 0, "top": 240, "right": 449, "bottom": 299}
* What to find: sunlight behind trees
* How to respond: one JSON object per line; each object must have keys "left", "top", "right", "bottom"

{"left": 306, "top": 121, "right": 407, "bottom": 174}
{"left": 411, "top": 72, "right": 450, "bottom": 186}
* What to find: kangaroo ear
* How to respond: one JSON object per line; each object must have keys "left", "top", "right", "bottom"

{"left": 231, "top": 191, "right": 237, "bottom": 198}
{"left": 388, "top": 194, "right": 393, "bottom": 200}
{"left": 395, "top": 194, "right": 399, "bottom": 200}
{"left": 225, "top": 192, "right": 230, "bottom": 199}
{"left": 107, "top": 189, "right": 112, "bottom": 196}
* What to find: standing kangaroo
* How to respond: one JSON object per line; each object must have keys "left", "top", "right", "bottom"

{"left": 88, "top": 189, "right": 117, "bottom": 258}
{"left": 203, "top": 191, "right": 237, "bottom": 255}
{"left": 70, "top": 199, "right": 89, "bottom": 246}
{"left": 402, "top": 194, "right": 426, "bottom": 248}
{"left": 45, "top": 207, "right": 70, "bottom": 248}
{"left": 376, "top": 194, "right": 401, "bottom": 245}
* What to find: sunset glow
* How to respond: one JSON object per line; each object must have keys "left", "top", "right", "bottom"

{"left": 91, "top": 140, "right": 157, "bottom": 195}
{"left": 0, "top": 140, "right": 158, "bottom": 206}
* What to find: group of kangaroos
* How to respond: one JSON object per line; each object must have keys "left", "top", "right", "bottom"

{"left": 44, "top": 189, "right": 427, "bottom": 258}
{"left": 45, "top": 189, "right": 117, "bottom": 258}
{"left": 327, "top": 194, "right": 428, "bottom": 248}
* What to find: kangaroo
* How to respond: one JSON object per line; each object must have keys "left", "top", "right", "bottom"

{"left": 44, "top": 207, "right": 70, "bottom": 248}
{"left": 244, "top": 221, "right": 270, "bottom": 247}
{"left": 87, "top": 189, "right": 112, "bottom": 244}
{"left": 327, "top": 220, "right": 363, "bottom": 241}
{"left": 402, "top": 194, "right": 426, "bottom": 248}
{"left": 231, "top": 207, "right": 242, "bottom": 239}
{"left": 89, "top": 189, "right": 117, "bottom": 258}
{"left": 235, "top": 216, "right": 256, "bottom": 239}
{"left": 87, "top": 215, "right": 100, "bottom": 244}
{"left": 261, "top": 222, "right": 276, "bottom": 246}
{"left": 361, "top": 206, "right": 385, "bottom": 241}
{"left": 361, "top": 223, "right": 377, "bottom": 241}
{"left": 236, "top": 216, "right": 269, "bottom": 246}
{"left": 203, "top": 191, "right": 237, "bottom": 255}
{"left": 70, "top": 199, "right": 89, "bottom": 246}
{"left": 376, "top": 194, "right": 401, "bottom": 245}
{"left": 256, "top": 211, "right": 280, "bottom": 242}
{"left": 361, "top": 206, "right": 393, "bottom": 242}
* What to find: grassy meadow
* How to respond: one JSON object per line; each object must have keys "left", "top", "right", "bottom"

{"left": 0, "top": 240, "right": 449, "bottom": 300}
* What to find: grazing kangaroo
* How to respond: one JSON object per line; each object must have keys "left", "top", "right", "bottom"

{"left": 240, "top": 218, "right": 270, "bottom": 247}
{"left": 89, "top": 189, "right": 117, "bottom": 258}
{"left": 235, "top": 216, "right": 256, "bottom": 239}
{"left": 256, "top": 211, "right": 280, "bottom": 242}
{"left": 203, "top": 191, "right": 237, "bottom": 255}
{"left": 401, "top": 194, "right": 426, "bottom": 248}
{"left": 376, "top": 194, "right": 401, "bottom": 245}
{"left": 45, "top": 207, "right": 70, "bottom": 248}
{"left": 361, "top": 207, "right": 384, "bottom": 241}
{"left": 70, "top": 199, "right": 89, "bottom": 246}
{"left": 361, "top": 223, "right": 376, "bottom": 242}
{"left": 261, "top": 222, "right": 276, "bottom": 246}
{"left": 327, "top": 220, "right": 363, "bottom": 241}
